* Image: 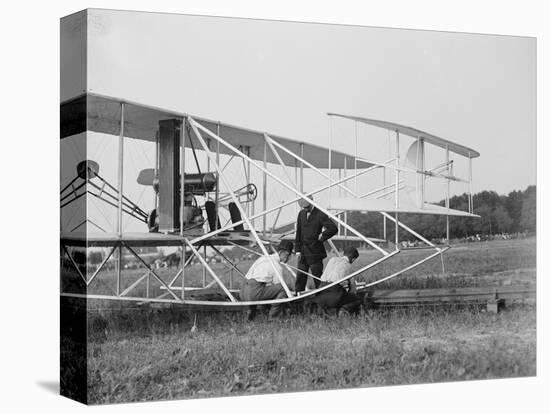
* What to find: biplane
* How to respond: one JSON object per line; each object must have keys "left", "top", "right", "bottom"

{"left": 60, "top": 92, "right": 479, "bottom": 310}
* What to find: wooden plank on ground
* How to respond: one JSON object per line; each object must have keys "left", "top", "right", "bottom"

{"left": 364, "top": 285, "right": 535, "bottom": 305}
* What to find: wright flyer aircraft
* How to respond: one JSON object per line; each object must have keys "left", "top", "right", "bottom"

{"left": 60, "top": 93, "right": 480, "bottom": 309}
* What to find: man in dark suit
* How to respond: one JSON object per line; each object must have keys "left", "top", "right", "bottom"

{"left": 294, "top": 196, "right": 338, "bottom": 294}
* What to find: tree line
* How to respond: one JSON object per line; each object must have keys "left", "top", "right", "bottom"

{"left": 347, "top": 185, "right": 536, "bottom": 241}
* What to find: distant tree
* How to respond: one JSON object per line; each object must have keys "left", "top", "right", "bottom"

{"left": 523, "top": 185, "right": 536, "bottom": 198}
{"left": 72, "top": 250, "right": 86, "bottom": 265}
{"left": 505, "top": 190, "right": 523, "bottom": 232}
{"left": 473, "top": 191, "right": 502, "bottom": 209}
{"left": 473, "top": 204, "right": 493, "bottom": 235}
{"left": 344, "top": 185, "right": 535, "bottom": 240}
{"left": 467, "top": 203, "right": 482, "bottom": 235}
{"left": 449, "top": 193, "right": 469, "bottom": 209}
{"left": 88, "top": 251, "right": 104, "bottom": 265}
{"left": 348, "top": 211, "right": 382, "bottom": 239}
{"left": 492, "top": 206, "right": 513, "bottom": 234}
{"left": 221, "top": 247, "right": 239, "bottom": 261}
{"left": 520, "top": 188, "right": 536, "bottom": 233}
{"left": 165, "top": 251, "right": 181, "bottom": 267}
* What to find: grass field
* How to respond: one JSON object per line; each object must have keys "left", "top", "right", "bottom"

{"left": 355, "top": 237, "right": 535, "bottom": 290}
{"left": 86, "top": 307, "right": 535, "bottom": 404}
{"left": 64, "top": 236, "right": 536, "bottom": 299}
{"left": 78, "top": 237, "right": 537, "bottom": 404}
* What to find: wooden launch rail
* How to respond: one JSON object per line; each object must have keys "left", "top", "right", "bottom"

{"left": 361, "top": 284, "right": 536, "bottom": 313}
{"left": 80, "top": 285, "right": 535, "bottom": 314}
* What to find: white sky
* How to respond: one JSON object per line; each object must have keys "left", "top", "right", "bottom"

{"left": 61, "top": 8, "right": 536, "bottom": 233}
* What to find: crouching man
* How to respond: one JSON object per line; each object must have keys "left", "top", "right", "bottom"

{"left": 311, "top": 246, "right": 361, "bottom": 315}
{"left": 240, "top": 240, "right": 293, "bottom": 321}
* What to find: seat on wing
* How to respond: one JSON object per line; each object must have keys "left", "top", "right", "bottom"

{"left": 228, "top": 202, "right": 245, "bottom": 231}
{"left": 205, "top": 201, "right": 221, "bottom": 231}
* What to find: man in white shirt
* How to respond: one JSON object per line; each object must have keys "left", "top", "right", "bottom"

{"left": 311, "top": 246, "right": 361, "bottom": 315}
{"left": 240, "top": 240, "right": 293, "bottom": 321}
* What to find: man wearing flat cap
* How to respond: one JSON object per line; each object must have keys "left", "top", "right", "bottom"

{"left": 240, "top": 240, "right": 293, "bottom": 321}
{"left": 294, "top": 195, "right": 338, "bottom": 294}
{"left": 311, "top": 246, "right": 362, "bottom": 315}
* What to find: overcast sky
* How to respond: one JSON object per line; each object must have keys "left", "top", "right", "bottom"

{"left": 61, "top": 8, "right": 536, "bottom": 233}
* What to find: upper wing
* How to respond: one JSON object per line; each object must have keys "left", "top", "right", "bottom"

{"left": 61, "top": 93, "right": 373, "bottom": 170}
{"left": 327, "top": 113, "right": 480, "bottom": 158}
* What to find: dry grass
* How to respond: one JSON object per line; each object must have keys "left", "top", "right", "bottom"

{"left": 87, "top": 306, "right": 535, "bottom": 404}
{"left": 354, "top": 238, "right": 536, "bottom": 289}
{"left": 63, "top": 237, "right": 537, "bottom": 404}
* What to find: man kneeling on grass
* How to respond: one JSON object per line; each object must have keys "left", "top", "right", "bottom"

{"left": 311, "top": 246, "right": 361, "bottom": 316}
{"left": 240, "top": 240, "right": 293, "bottom": 321}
